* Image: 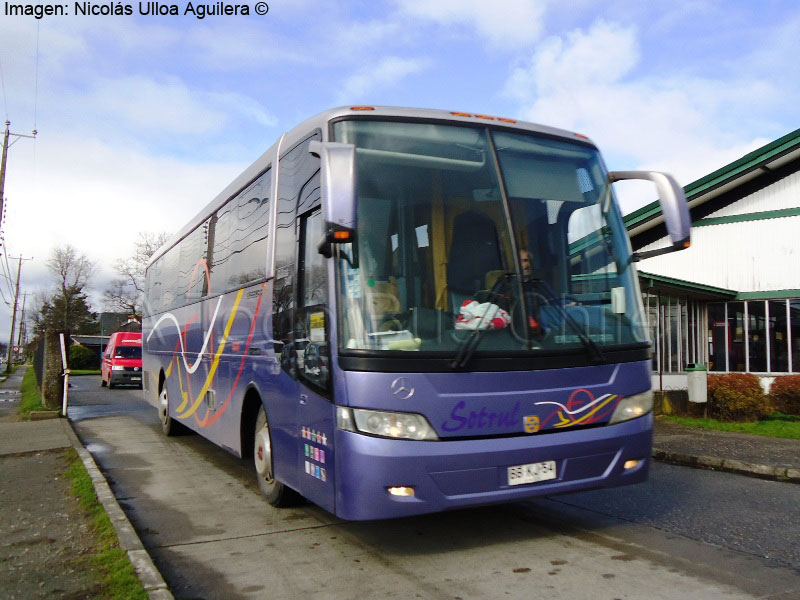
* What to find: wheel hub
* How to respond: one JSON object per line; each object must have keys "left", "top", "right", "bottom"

{"left": 254, "top": 426, "right": 272, "bottom": 479}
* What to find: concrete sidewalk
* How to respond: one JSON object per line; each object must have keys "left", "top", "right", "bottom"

{"left": 653, "top": 417, "right": 800, "bottom": 483}
{"left": 0, "top": 368, "right": 172, "bottom": 599}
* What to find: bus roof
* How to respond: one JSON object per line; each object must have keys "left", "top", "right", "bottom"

{"left": 149, "top": 106, "right": 597, "bottom": 266}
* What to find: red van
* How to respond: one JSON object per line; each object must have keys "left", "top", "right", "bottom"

{"left": 101, "top": 332, "right": 143, "bottom": 389}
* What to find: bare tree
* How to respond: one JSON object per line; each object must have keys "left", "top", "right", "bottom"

{"left": 45, "top": 244, "right": 98, "bottom": 333}
{"left": 104, "top": 231, "right": 170, "bottom": 319}
{"left": 46, "top": 244, "right": 96, "bottom": 290}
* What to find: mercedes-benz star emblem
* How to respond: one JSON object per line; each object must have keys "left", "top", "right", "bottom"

{"left": 390, "top": 377, "right": 414, "bottom": 400}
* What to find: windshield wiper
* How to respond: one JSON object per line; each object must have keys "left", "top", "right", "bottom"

{"left": 450, "top": 273, "right": 513, "bottom": 370}
{"left": 533, "top": 278, "right": 605, "bottom": 362}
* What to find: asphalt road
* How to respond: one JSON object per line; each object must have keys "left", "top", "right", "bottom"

{"left": 67, "top": 375, "right": 800, "bottom": 600}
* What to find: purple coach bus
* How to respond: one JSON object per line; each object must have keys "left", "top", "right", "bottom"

{"left": 143, "top": 107, "right": 691, "bottom": 520}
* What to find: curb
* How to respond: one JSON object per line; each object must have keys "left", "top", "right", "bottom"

{"left": 59, "top": 418, "right": 174, "bottom": 600}
{"left": 652, "top": 447, "right": 800, "bottom": 485}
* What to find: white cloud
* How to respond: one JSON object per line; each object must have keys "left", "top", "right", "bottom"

{"left": 339, "top": 56, "right": 431, "bottom": 101}
{"left": 328, "top": 19, "right": 407, "bottom": 60}
{"left": 395, "top": 0, "right": 547, "bottom": 49}
{"left": 504, "top": 19, "right": 782, "bottom": 212}
{"left": 506, "top": 20, "right": 638, "bottom": 95}
{"left": 1, "top": 133, "right": 243, "bottom": 312}
{"left": 78, "top": 76, "right": 277, "bottom": 136}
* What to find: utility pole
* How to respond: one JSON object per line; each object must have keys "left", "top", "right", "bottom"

{"left": 16, "top": 292, "right": 26, "bottom": 360}
{"left": 6, "top": 256, "right": 32, "bottom": 373}
{"left": 0, "top": 121, "right": 38, "bottom": 234}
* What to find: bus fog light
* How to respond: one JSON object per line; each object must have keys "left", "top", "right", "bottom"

{"left": 388, "top": 486, "right": 415, "bottom": 497}
{"left": 609, "top": 391, "right": 653, "bottom": 424}
{"left": 624, "top": 460, "right": 641, "bottom": 470}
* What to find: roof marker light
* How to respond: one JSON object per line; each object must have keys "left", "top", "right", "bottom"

{"left": 497, "top": 118, "right": 517, "bottom": 123}
{"left": 350, "top": 106, "right": 375, "bottom": 111}
{"left": 474, "top": 115, "right": 495, "bottom": 120}
{"left": 450, "top": 112, "right": 472, "bottom": 117}
{"left": 574, "top": 133, "right": 591, "bottom": 140}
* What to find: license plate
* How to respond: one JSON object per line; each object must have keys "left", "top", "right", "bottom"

{"left": 130, "top": 376, "right": 141, "bottom": 381}
{"left": 508, "top": 461, "right": 556, "bottom": 486}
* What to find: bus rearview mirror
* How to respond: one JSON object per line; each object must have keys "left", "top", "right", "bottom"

{"left": 608, "top": 170, "right": 691, "bottom": 261}
{"left": 309, "top": 140, "right": 357, "bottom": 238}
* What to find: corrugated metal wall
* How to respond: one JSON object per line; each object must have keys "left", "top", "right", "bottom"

{"left": 705, "top": 170, "right": 800, "bottom": 218}
{"left": 636, "top": 170, "right": 800, "bottom": 292}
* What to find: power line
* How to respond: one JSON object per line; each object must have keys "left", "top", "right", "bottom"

{"left": 1, "top": 240, "right": 16, "bottom": 299}
{"left": 0, "top": 241, "right": 16, "bottom": 305}
{"left": 0, "top": 266, "right": 12, "bottom": 308}
{"left": 0, "top": 121, "right": 37, "bottom": 237}
{"left": 5, "top": 255, "right": 32, "bottom": 372}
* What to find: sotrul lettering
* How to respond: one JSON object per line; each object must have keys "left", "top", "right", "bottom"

{"left": 441, "top": 401, "right": 521, "bottom": 432}
{"left": 74, "top": 2, "right": 133, "bottom": 15}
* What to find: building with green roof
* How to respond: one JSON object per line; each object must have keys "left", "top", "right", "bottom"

{"left": 626, "top": 128, "right": 800, "bottom": 389}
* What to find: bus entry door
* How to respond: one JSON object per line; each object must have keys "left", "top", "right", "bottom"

{"left": 295, "top": 208, "right": 335, "bottom": 513}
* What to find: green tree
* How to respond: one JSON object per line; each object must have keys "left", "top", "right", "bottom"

{"left": 32, "top": 244, "right": 99, "bottom": 337}
{"left": 69, "top": 343, "right": 100, "bottom": 369}
{"left": 32, "top": 285, "right": 99, "bottom": 337}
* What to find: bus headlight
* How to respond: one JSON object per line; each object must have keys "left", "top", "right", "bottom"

{"left": 609, "top": 390, "right": 653, "bottom": 424}
{"left": 337, "top": 407, "right": 439, "bottom": 441}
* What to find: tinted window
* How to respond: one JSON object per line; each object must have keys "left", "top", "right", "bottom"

{"left": 114, "top": 346, "right": 142, "bottom": 359}
{"left": 148, "top": 245, "right": 180, "bottom": 313}
{"left": 209, "top": 169, "right": 271, "bottom": 292}
{"left": 273, "top": 131, "right": 321, "bottom": 360}
{"left": 178, "top": 222, "right": 209, "bottom": 305}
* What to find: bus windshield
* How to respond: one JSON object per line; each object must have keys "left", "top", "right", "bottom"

{"left": 332, "top": 119, "right": 647, "bottom": 358}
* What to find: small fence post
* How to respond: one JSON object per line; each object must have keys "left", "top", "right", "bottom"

{"left": 59, "top": 333, "right": 69, "bottom": 417}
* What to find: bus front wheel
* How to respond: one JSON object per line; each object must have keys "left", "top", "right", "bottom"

{"left": 254, "top": 406, "right": 299, "bottom": 507}
{"left": 159, "top": 386, "right": 184, "bottom": 436}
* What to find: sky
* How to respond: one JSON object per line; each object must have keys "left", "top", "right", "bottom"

{"left": 0, "top": 0, "right": 798, "bottom": 342}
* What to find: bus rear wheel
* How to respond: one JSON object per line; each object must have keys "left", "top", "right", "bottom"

{"left": 159, "top": 386, "right": 184, "bottom": 436}
{"left": 254, "top": 406, "right": 299, "bottom": 507}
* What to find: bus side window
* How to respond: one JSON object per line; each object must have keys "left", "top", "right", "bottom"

{"left": 297, "top": 208, "right": 329, "bottom": 392}
{"left": 273, "top": 130, "right": 322, "bottom": 375}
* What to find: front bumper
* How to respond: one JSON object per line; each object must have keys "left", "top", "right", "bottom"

{"left": 109, "top": 371, "right": 143, "bottom": 386}
{"left": 334, "top": 413, "right": 652, "bottom": 520}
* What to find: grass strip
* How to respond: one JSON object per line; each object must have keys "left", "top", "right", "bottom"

{"left": 64, "top": 448, "right": 148, "bottom": 600}
{"left": 18, "top": 366, "right": 44, "bottom": 417}
{"left": 663, "top": 413, "right": 800, "bottom": 440}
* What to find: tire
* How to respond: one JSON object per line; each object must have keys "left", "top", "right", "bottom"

{"left": 254, "top": 405, "right": 300, "bottom": 507}
{"left": 108, "top": 380, "right": 115, "bottom": 389}
{"left": 158, "top": 385, "right": 185, "bottom": 436}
